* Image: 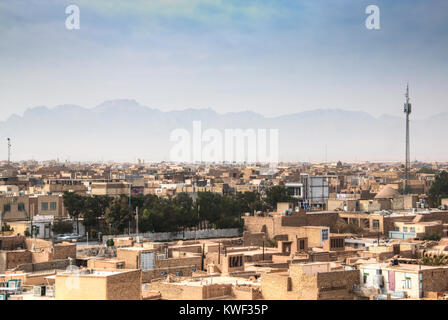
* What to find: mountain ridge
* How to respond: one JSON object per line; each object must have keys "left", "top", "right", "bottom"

{"left": 0, "top": 100, "right": 446, "bottom": 162}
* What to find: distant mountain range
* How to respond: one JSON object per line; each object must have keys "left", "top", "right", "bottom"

{"left": 0, "top": 99, "right": 446, "bottom": 162}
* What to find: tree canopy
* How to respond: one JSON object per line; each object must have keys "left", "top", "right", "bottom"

{"left": 61, "top": 189, "right": 276, "bottom": 235}
{"left": 428, "top": 171, "right": 448, "bottom": 207}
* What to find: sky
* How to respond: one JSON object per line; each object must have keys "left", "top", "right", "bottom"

{"left": 0, "top": 0, "right": 447, "bottom": 121}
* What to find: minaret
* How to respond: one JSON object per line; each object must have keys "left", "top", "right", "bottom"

{"left": 403, "top": 84, "right": 412, "bottom": 194}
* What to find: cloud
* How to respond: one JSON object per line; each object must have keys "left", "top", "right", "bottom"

{"left": 0, "top": 0, "right": 447, "bottom": 122}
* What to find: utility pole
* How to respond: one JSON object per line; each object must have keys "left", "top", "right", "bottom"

{"left": 136, "top": 206, "right": 139, "bottom": 241}
{"left": 128, "top": 183, "right": 132, "bottom": 235}
{"left": 30, "top": 204, "right": 34, "bottom": 238}
{"left": 404, "top": 84, "right": 412, "bottom": 194}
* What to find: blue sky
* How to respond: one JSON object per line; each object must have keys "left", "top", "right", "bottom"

{"left": 0, "top": 0, "right": 447, "bottom": 120}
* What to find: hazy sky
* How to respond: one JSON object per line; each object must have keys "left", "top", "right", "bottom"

{"left": 0, "top": 0, "right": 447, "bottom": 121}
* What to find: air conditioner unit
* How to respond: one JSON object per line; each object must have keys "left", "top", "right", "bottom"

{"left": 33, "top": 285, "right": 46, "bottom": 297}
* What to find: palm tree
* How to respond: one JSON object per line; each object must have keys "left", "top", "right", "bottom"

{"left": 420, "top": 254, "right": 448, "bottom": 266}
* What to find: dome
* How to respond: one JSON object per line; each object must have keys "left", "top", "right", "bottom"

{"left": 374, "top": 186, "right": 400, "bottom": 199}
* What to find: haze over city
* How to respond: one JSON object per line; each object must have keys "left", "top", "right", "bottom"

{"left": 2, "top": 0, "right": 448, "bottom": 307}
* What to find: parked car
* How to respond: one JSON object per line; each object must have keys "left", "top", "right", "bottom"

{"left": 55, "top": 233, "right": 82, "bottom": 241}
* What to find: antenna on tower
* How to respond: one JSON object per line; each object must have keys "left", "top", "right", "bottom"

{"left": 7, "top": 138, "right": 11, "bottom": 167}
{"left": 403, "top": 83, "right": 412, "bottom": 194}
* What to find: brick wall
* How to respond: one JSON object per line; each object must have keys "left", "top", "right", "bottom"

{"left": 155, "top": 256, "right": 202, "bottom": 269}
{"left": 260, "top": 273, "right": 296, "bottom": 300}
{"left": 4, "top": 250, "right": 32, "bottom": 270}
{"left": 421, "top": 268, "right": 448, "bottom": 293}
{"left": 116, "top": 248, "right": 141, "bottom": 269}
{"left": 243, "top": 232, "right": 266, "bottom": 246}
{"left": 0, "top": 235, "right": 26, "bottom": 250}
{"left": 16, "top": 259, "right": 69, "bottom": 273}
{"left": 106, "top": 270, "right": 142, "bottom": 300}
{"left": 142, "top": 265, "right": 198, "bottom": 282}
{"left": 146, "top": 281, "right": 204, "bottom": 299}
{"left": 54, "top": 243, "right": 76, "bottom": 260}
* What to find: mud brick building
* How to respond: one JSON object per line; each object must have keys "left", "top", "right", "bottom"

{"left": 0, "top": 235, "right": 75, "bottom": 272}
{"left": 116, "top": 246, "right": 202, "bottom": 282}
{"left": 243, "top": 210, "right": 339, "bottom": 240}
{"left": 55, "top": 269, "right": 142, "bottom": 300}
{"left": 146, "top": 275, "right": 261, "bottom": 300}
{"left": 261, "top": 262, "right": 360, "bottom": 300}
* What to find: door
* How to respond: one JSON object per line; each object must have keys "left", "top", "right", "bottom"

{"left": 388, "top": 271, "right": 395, "bottom": 291}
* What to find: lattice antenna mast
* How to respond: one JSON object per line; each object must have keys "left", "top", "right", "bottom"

{"left": 403, "top": 84, "right": 412, "bottom": 194}
{"left": 7, "top": 138, "right": 11, "bottom": 167}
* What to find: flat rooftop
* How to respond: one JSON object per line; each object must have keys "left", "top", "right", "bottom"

{"left": 56, "top": 270, "right": 126, "bottom": 277}
{"left": 169, "top": 276, "right": 259, "bottom": 287}
{"left": 360, "top": 262, "right": 448, "bottom": 272}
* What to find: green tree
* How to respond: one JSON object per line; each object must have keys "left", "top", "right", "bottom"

{"left": 104, "top": 195, "right": 133, "bottom": 234}
{"left": 173, "top": 193, "right": 197, "bottom": 233}
{"left": 83, "top": 195, "right": 112, "bottom": 234}
{"left": 422, "top": 233, "right": 441, "bottom": 241}
{"left": 106, "top": 238, "right": 114, "bottom": 247}
{"left": 63, "top": 191, "right": 86, "bottom": 234}
{"left": 264, "top": 186, "right": 291, "bottom": 210}
{"left": 418, "top": 167, "right": 437, "bottom": 174}
{"left": 52, "top": 220, "right": 73, "bottom": 234}
{"left": 420, "top": 254, "right": 448, "bottom": 266}
{"left": 428, "top": 171, "right": 448, "bottom": 207}
{"left": 143, "top": 197, "right": 182, "bottom": 232}
{"left": 236, "top": 191, "right": 263, "bottom": 215}
{"left": 196, "top": 192, "right": 222, "bottom": 229}
{"left": 1, "top": 223, "right": 13, "bottom": 232}
{"left": 215, "top": 194, "right": 241, "bottom": 229}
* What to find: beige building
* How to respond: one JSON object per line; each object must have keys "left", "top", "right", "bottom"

{"left": 393, "top": 220, "right": 443, "bottom": 239}
{"left": 34, "top": 194, "right": 67, "bottom": 218}
{"left": 358, "top": 262, "right": 448, "bottom": 299}
{"left": 261, "top": 262, "right": 360, "bottom": 300}
{"left": 91, "top": 182, "right": 130, "bottom": 196}
{"left": 0, "top": 195, "right": 30, "bottom": 222}
{"left": 55, "top": 269, "right": 142, "bottom": 300}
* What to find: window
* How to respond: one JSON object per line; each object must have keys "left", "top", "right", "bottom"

{"left": 363, "top": 273, "right": 369, "bottom": 284}
{"left": 372, "top": 219, "right": 380, "bottom": 230}
{"left": 405, "top": 273, "right": 412, "bottom": 289}
{"left": 410, "top": 227, "right": 415, "bottom": 233}
{"left": 18, "top": 203, "right": 25, "bottom": 212}
{"left": 395, "top": 227, "right": 400, "bottom": 231}
{"left": 3, "top": 204, "right": 10, "bottom": 212}
{"left": 50, "top": 202, "right": 57, "bottom": 211}
{"left": 322, "top": 229, "right": 329, "bottom": 241}
{"left": 41, "top": 202, "right": 48, "bottom": 211}
{"left": 403, "top": 227, "right": 408, "bottom": 232}
{"left": 299, "top": 239, "right": 305, "bottom": 250}
{"left": 176, "top": 271, "right": 183, "bottom": 276}
{"left": 331, "top": 238, "right": 344, "bottom": 249}
{"left": 405, "top": 278, "right": 412, "bottom": 289}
